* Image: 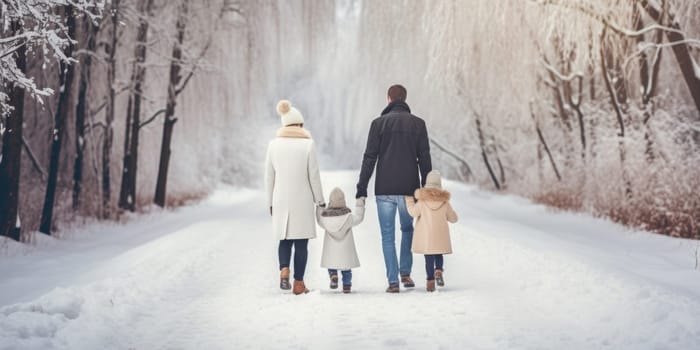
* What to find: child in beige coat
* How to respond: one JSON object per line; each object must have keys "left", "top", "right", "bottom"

{"left": 406, "top": 170, "right": 458, "bottom": 292}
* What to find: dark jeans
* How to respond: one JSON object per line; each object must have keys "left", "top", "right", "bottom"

{"left": 328, "top": 269, "right": 353, "bottom": 286}
{"left": 424, "top": 254, "right": 444, "bottom": 280}
{"left": 278, "top": 239, "right": 309, "bottom": 281}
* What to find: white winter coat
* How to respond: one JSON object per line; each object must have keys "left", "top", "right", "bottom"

{"left": 317, "top": 203, "right": 365, "bottom": 270}
{"left": 265, "top": 127, "right": 324, "bottom": 240}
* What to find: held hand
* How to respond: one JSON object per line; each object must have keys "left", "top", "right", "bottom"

{"left": 356, "top": 197, "right": 366, "bottom": 207}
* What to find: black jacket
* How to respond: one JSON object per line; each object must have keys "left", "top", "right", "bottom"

{"left": 356, "top": 101, "right": 432, "bottom": 198}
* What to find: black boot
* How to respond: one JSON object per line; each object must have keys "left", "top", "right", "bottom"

{"left": 280, "top": 267, "right": 291, "bottom": 290}
{"left": 330, "top": 273, "right": 339, "bottom": 289}
{"left": 435, "top": 269, "right": 444, "bottom": 287}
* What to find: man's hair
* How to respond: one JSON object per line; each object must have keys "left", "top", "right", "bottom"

{"left": 387, "top": 84, "right": 407, "bottom": 102}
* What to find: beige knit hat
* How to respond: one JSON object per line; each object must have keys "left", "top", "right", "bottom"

{"left": 425, "top": 170, "right": 442, "bottom": 189}
{"left": 328, "top": 187, "right": 347, "bottom": 209}
{"left": 276, "top": 100, "right": 304, "bottom": 126}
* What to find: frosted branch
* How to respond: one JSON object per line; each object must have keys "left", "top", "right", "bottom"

{"left": 541, "top": 59, "right": 584, "bottom": 82}
{"left": 529, "top": 0, "right": 684, "bottom": 37}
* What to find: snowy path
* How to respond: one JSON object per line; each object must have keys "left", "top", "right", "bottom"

{"left": 2, "top": 171, "right": 700, "bottom": 350}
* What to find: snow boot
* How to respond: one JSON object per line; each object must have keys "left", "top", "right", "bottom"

{"left": 435, "top": 269, "right": 444, "bottom": 287}
{"left": 293, "top": 280, "right": 309, "bottom": 295}
{"left": 330, "top": 274, "right": 339, "bottom": 289}
{"left": 426, "top": 279, "right": 436, "bottom": 292}
{"left": 343, "top": 285, "right": 351, "bottom": 294}
{"left": 386, "top": 283, "right": 400, "bottom": 293}
{"left": 280, "top": 267, "right": 291, "bottom": 290}
{"left": 401, "top": 275, "right": 415, "bottom": 288}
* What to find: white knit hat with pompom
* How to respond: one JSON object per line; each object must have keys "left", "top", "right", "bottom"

{"left": 276, "top": 100, "right": 304, "bottom": 126}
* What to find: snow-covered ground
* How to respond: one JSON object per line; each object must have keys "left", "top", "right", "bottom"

{"left": 1, "top": 171, "right": 699, "bottom": 350}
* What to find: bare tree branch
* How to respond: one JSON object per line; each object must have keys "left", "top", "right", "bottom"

{"left": 430, "top": 138, "right": 474, "bottom": 181}
{"left": 174, "top": 1, "right": 229, "bottom": 96}
{"left": 138, "top": 109, "right": 166, "bottom": 129}
{"left": 21, "top": 136, "right": 46, "bottom": 180}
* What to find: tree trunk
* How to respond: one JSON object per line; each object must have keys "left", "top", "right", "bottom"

{"left": 601, "top": 28, "right": 632, "bottom": 199}
{"left": 543, "top": 53, "right": 574, "bottom": 168}
{"left": 491, "top": 136, "right": 506, "bottom": 187}
{"left": 40, "top": 6, "right": 78, "bottom": 235}
{"left": 102, "top": 0, "right": 120, "bottom": 219}
{"left": 0, "top": 20, "right": 26, "bottom": 241}
{"left": 588, "top": 31, "right": 596, "bottom": 101}
{"left": 531, "top": 106, "right": 562, "bottom": 182}
{"left": 154, "top": 0, "right": 188, "bottom": 207}
{"left": 73, "top": 13, "right": 99, "bottom": 211}
{"left": 119, "top": 0, "right": 155, "bottom": 212}
{"left": 475, "top": 117, "right": 501, "bottom": 190}
{"left": 118, "top": 96, "right": 133, "bottom": 209}
{"left": 635, "top": 1, "right": 664, "bottom": 162}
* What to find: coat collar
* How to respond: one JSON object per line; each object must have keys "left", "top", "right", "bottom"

{"left": 381, "top": 101, "right": 411, "bottom": 116}
{"left": 277, "top": 126, "right": 311, "bottom": 139}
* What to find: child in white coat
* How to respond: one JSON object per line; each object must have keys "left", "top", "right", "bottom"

{"left": 316, "top": 188, "right": 365, "bottom": 293}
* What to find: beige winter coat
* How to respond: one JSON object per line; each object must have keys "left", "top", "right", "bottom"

{"left": 265, "top": 127, "right": 324, "bottom": 240}
{"left": 406, "top": 188, "right": 458, "bottom": 254}
{"left": 316, "top": 202, "right": 365, "bottom": 270}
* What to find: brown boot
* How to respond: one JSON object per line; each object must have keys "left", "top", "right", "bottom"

{"left": 293, "top": 280, "right": 309, "bottom": 295}
{"left": 280, "top": 267, "right": 291, "bottom": 290}
{"left": 426, "top": 279, "right": 436, "bottom": 292}
{"left": 401, "top": 275, "right": 415, "bottom": 288}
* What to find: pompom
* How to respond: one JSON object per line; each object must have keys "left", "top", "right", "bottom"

{"left": 276, "top": 100, "right": 291, "bottom": 116}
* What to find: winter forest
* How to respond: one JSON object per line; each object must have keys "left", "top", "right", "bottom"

{"left": 2, "top": 0, "right": 700, "bottom": 242}
{"left": 2, "top": 0, "right": 700, "bottom": 349}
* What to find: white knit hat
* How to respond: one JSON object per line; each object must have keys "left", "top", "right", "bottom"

{"left": 276, "top": 100, "right": 304, "bottom": 126}
{"left": 425, "top": 170, "right": 442, "bottom": 189}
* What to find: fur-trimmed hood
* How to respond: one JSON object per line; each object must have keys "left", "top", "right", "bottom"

{"left": 414, "top": 187, "right": 451, "bottom": 210}
{"left": 321, "top": 207, "right": 351, "bottom": 217}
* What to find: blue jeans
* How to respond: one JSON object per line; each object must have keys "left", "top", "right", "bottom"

{"left": 278, "top": 239, "right": 308, "bottom": 281}
{"left": 376, "top": 195, "right": 414, "bottom": 284}
{"left": 328, "top": 269, "right": 352, "bottom": 286}
{"left": 424, "top": 254, "right": 444, "bottom": 280}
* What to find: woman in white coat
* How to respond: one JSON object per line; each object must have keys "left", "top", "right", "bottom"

{"left": 265, "top": 100, "right": 325, "bottom": 295}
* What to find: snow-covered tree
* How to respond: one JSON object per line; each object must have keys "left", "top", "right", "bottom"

{"left": 1, "top": 0, "right": 103, "bottom": 240}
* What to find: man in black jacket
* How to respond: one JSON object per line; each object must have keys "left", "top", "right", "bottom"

{"left": 356, "top": 84, "right": 432, "bottom": 293}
